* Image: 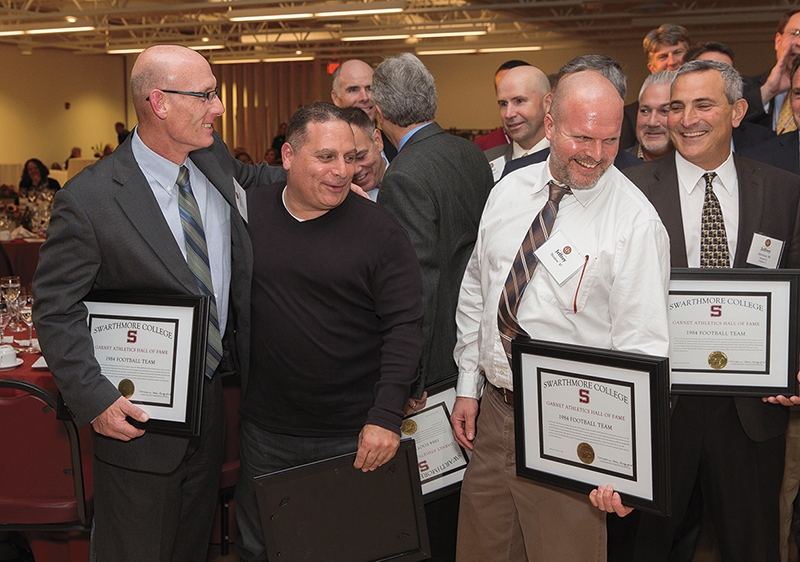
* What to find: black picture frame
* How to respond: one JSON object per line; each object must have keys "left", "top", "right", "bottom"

{"left": 83, "top": 292, "right": 209, "bottom": 436}
{"left": 669, "top": 269, "right": 799, "bottom": 397}
{"left": 254, "top": 439, "right": 431, "bottom": 562}
{"left": 512, "top": 339, "right": 671, "bottom": 516}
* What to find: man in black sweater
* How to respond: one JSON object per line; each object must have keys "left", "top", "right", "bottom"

{"left": 234, "top": 102, "right": 424, "bottom": 562}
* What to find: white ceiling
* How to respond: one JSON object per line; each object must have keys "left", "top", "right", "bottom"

{"left": 0, "top": 0, "right": 795, "bottom": 62}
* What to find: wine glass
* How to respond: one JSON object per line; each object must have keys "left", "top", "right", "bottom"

{"left": 18, "top": 293, "right": 34, "bottom": 353}
{"left": 0, "top": 276, "right": 21, "bottom": 332}
{"left": 0, "top": 302, "right": 10, "bottom": 344}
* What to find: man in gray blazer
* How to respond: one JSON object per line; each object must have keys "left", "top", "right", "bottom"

{"left": 373, "top": 52, "right": 493, "bottom": 562}
{"left": 32, "top": 45, "right": 284, "bottom": 562}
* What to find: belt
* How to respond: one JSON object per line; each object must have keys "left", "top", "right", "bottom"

{"left": 491, "top": 384, "right": 514, "bottom": 407}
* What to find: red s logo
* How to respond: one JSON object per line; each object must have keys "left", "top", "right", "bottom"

{"left": 127, "top": 330, "right": 137, "bottom": 343}
{"left": 579, "top": 389, "right": 589, "bottom": 404}
{"left": 710, "top": 305, "right": 722, "bottom": 317}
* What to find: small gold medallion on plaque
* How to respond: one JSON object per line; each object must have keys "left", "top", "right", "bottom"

{"left": 708, "top": 351, "right": 728, "bottom": 370}
{"left": 577, "top": 442, "right": 595, "bottom": 465}
{"left": 401, "top": 419, "right": 418, "bottom": 435}
{"left": 118, "top": 379, "right": 135, "bottom": 399}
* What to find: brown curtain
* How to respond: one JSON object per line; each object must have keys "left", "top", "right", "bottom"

{"left": 213, "top": 60, "right": 326, "bottom": 162}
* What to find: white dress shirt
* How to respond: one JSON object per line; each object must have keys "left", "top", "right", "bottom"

{"left": 454, "top": 159, "right": 671, "bottom": 399}
{"left": 512, "top": 137, "right": 550, "bottom": 160}
{"left": 675, "top": 151, "right": 739, "bottom": 268}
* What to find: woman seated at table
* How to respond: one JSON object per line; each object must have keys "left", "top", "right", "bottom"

{"left": 19, "top": 158, "right": 60, "bottom": 201}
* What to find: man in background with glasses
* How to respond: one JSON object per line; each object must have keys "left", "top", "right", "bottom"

{"left": 33, "top": 44, "right": 285, "bottom": 562}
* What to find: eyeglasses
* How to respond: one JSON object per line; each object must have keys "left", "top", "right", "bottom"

{"left": 146, "top": 87, "right": 219, "bottom": 102}
{"left": 784, "top": 29, "right": 800, "bottom": 38}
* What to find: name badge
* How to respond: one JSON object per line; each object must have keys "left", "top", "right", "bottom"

{"left": 233, "top": 178, "right": 248, "bottom": 223}
{"left": 746, "top": 233, "right": 784, "bottom": 269}
{"left": 534, "top": 231, "right": 585, "bottom": 285}
{"left": 488, "top": 155, "right": 506, "bottom": 182}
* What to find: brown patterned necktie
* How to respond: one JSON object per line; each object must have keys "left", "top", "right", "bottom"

{"left": 699, "top": 172, "right": 731, "bottom": 269}
{"left": 498, "top": 180, "right": 571, "bottom": 367}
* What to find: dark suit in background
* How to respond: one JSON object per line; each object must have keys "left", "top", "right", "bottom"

{"left": 33, "top": 132, "right": 284, "bottom": 561}
{"left": 733, "top": 120, "right": 777, "bottom": 152}
{"left": 739, "top": 131, "right": 800, "bottom": 174}
{"left": 743, "top": 71, "right": 776, "bottom": 129}
{"left": 624, "top": 153, "right": 800, "bottom": 562}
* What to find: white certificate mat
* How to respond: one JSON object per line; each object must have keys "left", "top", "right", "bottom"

{"left": 513, "top": 339, "right": 671, "bottom": 516}
{"left": 84, "top": 293, "right": 209, "bottom": 436}
{"left": 669, "top": 269, "right": 799, "bottom": 396}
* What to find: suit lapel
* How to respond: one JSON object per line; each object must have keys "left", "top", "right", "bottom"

{"left": 733, "top": 155, "right": 765, "bottom": 267}
{"left": 650, "top": 156, "right": 689, "bottom": 267}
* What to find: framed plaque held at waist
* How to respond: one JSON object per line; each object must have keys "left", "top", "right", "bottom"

{"left": 84, "top": 292, "right": 209, "bottom": 436}
{"left": 668, "top": 268, "right": 799, "bottom": 397}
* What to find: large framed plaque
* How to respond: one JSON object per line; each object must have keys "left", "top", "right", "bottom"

{"left": 402, "top": 375, "right": 469, "bottom": 501}
{"left": 84, "top": 292, "right": 209, "bottom": 436}
{"left": 512, "top": 339, "right": 671, "bottom": 516}
{"left": 669, "top": 269, "right": 799, "bottom": 396}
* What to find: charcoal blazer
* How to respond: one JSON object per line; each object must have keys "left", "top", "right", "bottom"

{"left": 739, "top": 130, "right": 800, "bottom": 175}
{"left": 33, "top": 131, "right": 285, "bottom": 474}
{"left": 378, "top": 122, "right": 493, "bottom": 389}
{"left": 624, "top": 152, "right": 800, "bottom": 441}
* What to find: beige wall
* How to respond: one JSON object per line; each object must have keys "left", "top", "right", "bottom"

{"left": 0, "top": 32, "right": 781, "bottom": 178}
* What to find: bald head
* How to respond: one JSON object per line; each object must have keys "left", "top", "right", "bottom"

{"left": 331, "top": 60, "right": 376, "bottom": 121}
{"left": 545, "top": 71, "right": 623, "bottom": 189}
{"left": 496, "top": 66, "right": 551, "bottom": 150}
{"left": 131, "top": 46, "right": 207, "bottom": 120}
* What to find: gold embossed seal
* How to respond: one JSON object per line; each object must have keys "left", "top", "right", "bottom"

{"left": 708, "top": 351, "right": 728, "bottom": 370}
{"left": 401, "top": 419, "right": 418, "bottom": 435}
{"left": 577, "top": 442, "right": 595, "bottom": 465}
{"left": 118, "top": 379, "right": 135, "bottom": 399}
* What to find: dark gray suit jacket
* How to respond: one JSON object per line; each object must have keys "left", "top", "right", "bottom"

{"left": 624, "top": 152, "right": 800, "bottom": 441}
{"left": 33, "top": 131, "right": 285, "bottom": 474}
{"left": 739, "top": 130, "right": 800, "bottom": 175}
{"left": 378, "top": 122, "right": 493, "bottom": 390}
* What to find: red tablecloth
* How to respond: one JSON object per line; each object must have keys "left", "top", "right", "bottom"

{"left": 1, "top": 240, "right": 43, "bottom": 290}
{"left": 0, "top": 348, "right": 55, "bottom": 394}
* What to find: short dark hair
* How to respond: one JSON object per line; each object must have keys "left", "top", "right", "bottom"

{"left": 286, "top": 102, "right": 348, "bottom": 150}
{"left": 495, "top": 60, "right": 531, "bottom": 76}
{"left": 339, "top": 107, "right": 376, "bottom": 135}
{"left": 778, "top": 8, "right": 800, "bottom": 33}
{"left": 684, "top": 41, "right": 735, "bottom": 64}
{"left": 643, "top": 24, "right": 690, "bottom": 57}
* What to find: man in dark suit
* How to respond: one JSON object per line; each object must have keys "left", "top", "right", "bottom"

{"left": 621, "top": 59, "right": 800, "bottom": 562}
{"left": 372, "top": 52, "right": 494, "bottom": 562}
{"left": 331, "top": 59, "right": 397, "bottom": 162}
{"left": 32, "top": 45, "right": 284, "bottom": 562}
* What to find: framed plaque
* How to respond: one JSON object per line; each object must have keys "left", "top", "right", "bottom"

{"left": 669, "top": 269, "right": 799, "bottom": 396}
{"left": 84, "top": 292, "right": 209, "bottom": 436}
{"left": 403, "top": 375, "right": 469, "bottom": 500}
{"left": 254, "top": 440, "right": 430, "bottom": 562}
{"left": 512, "top": 339, "right": 671, "bottom": 516}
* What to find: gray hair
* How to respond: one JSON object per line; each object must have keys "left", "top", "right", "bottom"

{"left": 675, "top": 59, "right": 743, "bottom": 103}
{"left": 557, "top": 54, "right": 627, "bottom": 100}
{"left": 372, "top": 53, "right": 437, "bottom": 127}
{"left": 638, "top": 70, "right": 677, "bottom": 100}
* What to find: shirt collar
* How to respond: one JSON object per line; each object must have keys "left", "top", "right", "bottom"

{"left": 675, "top": 151, "right": 737, "bottom": 197}
{"left": 398, "top": 122, "right": 433, "bottom": 152}
{"left": 131, "top": 127, "right": 185, "bottom": 194}
{"left": 513, "top": 137, "right": 549, "bottom": 160}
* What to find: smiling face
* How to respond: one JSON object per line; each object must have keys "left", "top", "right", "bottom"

{"left": 648, "top": 42, "right": 688, "bottom": 73}
{"left": 546, "top": 72, "right": 622, "bottom": 190}
{"left": 668, "top": 69, "right": 746, "bottom": 170}
{"left": 282, "top": 119, "right": 356, "bottom": 219}
{"left": 331, "top": 60, "right": 376, "bottom": 121}
{"left": 636, "top": 82, "right": 672, "bottom": 160}
{"left": 351, "top": 124, "right": 385, "bottom": 191}
{"left": 496, "top": 66, "right": 549, "bottom": 150}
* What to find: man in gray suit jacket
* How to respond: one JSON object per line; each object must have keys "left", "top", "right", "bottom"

{"left": 621, "top": 60, "right": 800, "bottom": 562}
{"left": 373, "top": 52, "right": 493, "bottom": 562}
{"left": 32, "top": 45, "right": 285, "bottom": 562}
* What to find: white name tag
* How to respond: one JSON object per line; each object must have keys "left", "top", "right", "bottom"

{"left": 534, "top": 231, "right": 585, "bottom": 285}
{"left": 746, "top": 233, "right": 784, "bottom": 269}
{"left": 233, "top": 178, "right": 248, "bottom": 223}
{"left": 489, "top": 155, "right": 506, "bottom": 182}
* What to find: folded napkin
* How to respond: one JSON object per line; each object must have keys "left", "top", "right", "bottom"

{"left": 11, "top": 226, "right": 36, "bottom": 239}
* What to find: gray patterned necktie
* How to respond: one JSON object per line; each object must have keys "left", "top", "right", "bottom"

{"left": 699, "top": 172, "right": 731, "bottom": 268}
{"left": 498, "top": 180, "right": 571, "bottom": 367}
{"left": 177, "top": 166, "right": 223, "bottom": 378}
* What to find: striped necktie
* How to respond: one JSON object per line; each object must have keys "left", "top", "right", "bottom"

{"left": 498, "top": 180, "right": 571, "bottom": 367}
{"left": 176, "top": 166, "right": 223, "bottom": 378}
{"left": 699, "top": 172, "right": 731, "bottom": 269}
